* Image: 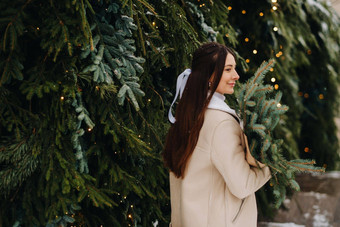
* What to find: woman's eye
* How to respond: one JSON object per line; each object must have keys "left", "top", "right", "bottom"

{"left": 225, "top": 68, "right": 232, "bottom": 72}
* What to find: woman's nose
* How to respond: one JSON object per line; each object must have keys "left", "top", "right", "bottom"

{"left": 234, "top": 71, "right": 240, "bottom": 80}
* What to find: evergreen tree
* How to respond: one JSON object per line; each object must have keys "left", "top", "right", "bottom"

{"left": 0, "top": 0, "right": 339, "bottom": 226}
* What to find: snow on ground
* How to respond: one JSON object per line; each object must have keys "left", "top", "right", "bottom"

{"left": 259, "top": 222, "right": 305, "bottom": 227}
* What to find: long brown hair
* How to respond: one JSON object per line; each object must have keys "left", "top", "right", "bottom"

{"left": 163, "top": 42, "right": 235, "bottom": 178}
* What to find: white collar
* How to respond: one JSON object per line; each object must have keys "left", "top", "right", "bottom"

{"left": 208, "top": 92, "right": 243, "bottom": 129}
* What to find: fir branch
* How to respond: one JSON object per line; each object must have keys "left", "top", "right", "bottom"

{"left": 252, "top": 59, "right": 275, "bottom": 84}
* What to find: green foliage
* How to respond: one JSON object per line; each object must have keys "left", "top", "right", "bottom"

{"left": 0, "top": 0, "right": 339, "bottom": 225}
{"left": 238, "top": 59, "right": 325, "bottom": 208}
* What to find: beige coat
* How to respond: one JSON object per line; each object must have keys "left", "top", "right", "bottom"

{"left": 170, "top": 109, "right": 271, "bottom": 227}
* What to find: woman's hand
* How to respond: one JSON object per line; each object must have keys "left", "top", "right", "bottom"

{"left": 244, "top": 134, "right": 266, "bottom": 168}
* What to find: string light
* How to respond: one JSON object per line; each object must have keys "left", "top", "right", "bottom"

{"left": 128, "top": 214, "right": 132, "bottom": 219}
{"left": 277, "top": 103, "right": 281, "bottom": 107}
{"left": 245, "top": 59, "right": 250, "bottom": 63}
{"left": 304, "top": 93, "right": 309, "bottom": 98}
{"left": 271, "top": 77, "right": 276, "bottom": 82}
{"left": 88, "top": 128, "right": 92, "bottom": 132}
{"left": 298, "top": 91, "right": 303, "bottom": 96}
{"left": 242, "top": 10, "right": 246, "bottom": 14}
{"left": 275, "top": 51, "right": 283, "bottom": 58}
{"left": 274, "top": 84, "right": 279, "bottom": 90}
{"left": 304, "top": 147, "right": 310, "bottom": 152}
{"left": 270, "top": 68, "right": 274, "bottom": 72}
{"left": 152, "top": 21, "right": 156, "bottom": 26}
{"left": 225, "top": 34, "right": 229, "bottom": 37}
{"left": 36, "top": 27, "right": 40, "bottom": 30}
{"left": 244, "top": 37, "right": 249, "bottom": 42}
{"left": 253, "top": 49, "right": 258, "bottom": 54}
{"left": 259, "top": 12, "right": 264, "bottom": 16}
{"left": 272, "top": 6, "right": 278, "bottom": 11}
{"left": 307, "top": 50, "right": 312, "bottom": 55}
{"left": 60, "top": 96, "right": 65, "bottom": 100}
{"left": 95, "top": 86, "right": 99, "bottom": 90}
{"left": 272, "top": 0, "right": 277, "bottom": 2}
{"left": 147, "top": 98, "right": 151, "bottom": 102}
{"left": 273, "top": 26, "right": 278, "bottom": 31}
{"left": 228, "top": 6, "right": 232, "bottom": 10}
{"left": 319, "top": 94, "right": 324, "bottom": 99}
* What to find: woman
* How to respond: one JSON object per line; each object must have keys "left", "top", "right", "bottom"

{"left": 163, "top": 42, "right": 271, "bottom": 227}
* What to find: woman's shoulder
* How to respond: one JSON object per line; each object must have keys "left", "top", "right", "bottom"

{"left": 204, "top": 109, "right": 239, "bottom": 125}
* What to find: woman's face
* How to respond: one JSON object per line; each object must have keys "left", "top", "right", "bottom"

{"left": 215, "top": 54, "right": 239, "bottom": 95}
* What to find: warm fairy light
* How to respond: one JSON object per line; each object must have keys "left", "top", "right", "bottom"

{"left": 36, "top": 27, "right": 40, "bottom": 30}
{"left": 228, "top": 6, "right": 232, "bottom": 10}
{"left": 245, "top": 59, "right": 250, "bottom": 63}
{"left": 242, "top": 10, "right": 246, "bottom": 14}
{"left": 304, "top": 147, "right": 310, "bottom": 152}
{"left": 152, "top": 21, "right": 156, "bottom": 26}
{"left": 131, "top": 205, "right": 134, "bottom": 208}
{"left": 271, "top": 77, "right": 276, "bottom": 82}
{"left": 225, "top": 34, "right": 229, "bottom": 37}
{"left": 272, "top": 6, "right": 278, "bottom": 10}
{"left": 148, "top": 98, "right": 151, "bottom": 102}
{"left": 272, "top": 0, "right": 277, "bottom": 2}
{"left": 128, "top": 214, "right": 132, "bottom": 219}
{"left": 273, "top": 26, "right": 278, "bottom": 31}
{"left": 307, "top": 50, "right": 312, "bottom": 55}
{"left": 96, "top": 86, "right": 99, "bottom": 90}
{"left": 253, "top": 49, "right": 258, "bottom": 54}
{"left": 277, "top": 103, "right": 281, "bottom": 107}
{"left": 245, "top": 37, "right": 249, "bottom": 42}
{"left": 304, "top": 93, "right": 309, "bottom": 98}
{"left": 88, "top": 128, "right": 92, "bottom": 132}
{"left": 274, "top": 84, "right": 279, "bottom": 90}
{"left": 319, "top": 94, "right": 324, "bottom": 99}
{"left": 60, "top": 96, "right": 65, "bottom": 100}
{"left": 298, "top": 91, "right": 303, "bottom": 96}
{"left": 259, "top": 12, "right": 264, "bottom": 16}
{"left": 270, "top": 68, "right": 274, "bottom": 72}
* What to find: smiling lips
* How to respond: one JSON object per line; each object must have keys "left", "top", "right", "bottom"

{"left": 228, "top": 82, "right": 235, "bottom": 87}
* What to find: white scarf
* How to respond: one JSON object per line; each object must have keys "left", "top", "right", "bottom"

{"left": 168, "top": 69, "right": 243, "bottom": 129}
{"left": 207, "top": 92, "right": 243, "bottom": 130}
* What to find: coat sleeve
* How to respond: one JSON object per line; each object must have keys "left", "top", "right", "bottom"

{"left": 211, "top": 119, "right": 271, "bottom": 199}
